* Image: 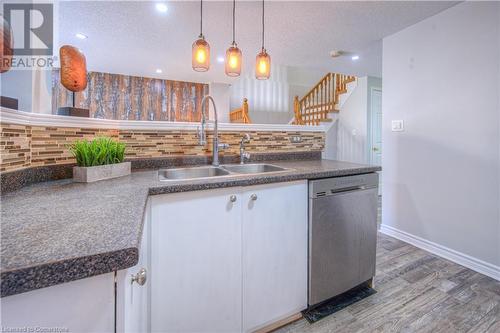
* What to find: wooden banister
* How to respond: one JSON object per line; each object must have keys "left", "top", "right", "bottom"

{"left": 230, "top": 98, "right": 251, "bottom": 124}
{"left": 293, "top": 73, "right": 355, "bottom": 126}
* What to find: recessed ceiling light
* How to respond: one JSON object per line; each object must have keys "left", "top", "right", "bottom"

{"left": 156, "top": 3, "right": 168, "bottom": 13}
{"left": 156, "top": 69, "right": 163, "bottom": 74}
{"left": 351, "top": 55, "right": 360, "bottom": 61}
{"left": 75, "top": 33, "right": 88, "bottom": 40}
{"left": 217, "top": 56, "right": 225, "bottom": 63}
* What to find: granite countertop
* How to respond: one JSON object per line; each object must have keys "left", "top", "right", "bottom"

{"left": 0, "top": 159, "right": 381, "bottom": 297}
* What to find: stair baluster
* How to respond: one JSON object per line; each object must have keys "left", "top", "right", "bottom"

{"left": 293, "top": 73, "right": 355, "bottom": 125}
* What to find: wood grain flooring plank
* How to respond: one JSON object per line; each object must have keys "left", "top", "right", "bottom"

{"left": 466, "top": 304, "right": 500, "bottom": 333}
{"left": 275, "top": 232, "right": 500, "bottom": 333}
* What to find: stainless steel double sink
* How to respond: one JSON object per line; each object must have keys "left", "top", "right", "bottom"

{"left": 158, "top": 164, "right": 289, "bottom": 181}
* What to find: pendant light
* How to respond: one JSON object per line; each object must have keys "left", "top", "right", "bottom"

{"left": 192, "top": 0, "right": 210, "bottom": 71}
{"left": 255, "top": 0, "right": 270, "bottom": 80}
{"left": 225, "top": 0, "right": 242, "bottom": 76}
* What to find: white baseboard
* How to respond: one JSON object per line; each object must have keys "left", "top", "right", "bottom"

{"left": 379, "top": 224, "right": 500, "bottom": 281}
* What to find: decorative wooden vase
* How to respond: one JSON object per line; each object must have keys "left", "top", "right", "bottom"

{"left": 57, "top": 45, "right": 90, "bottom": 117}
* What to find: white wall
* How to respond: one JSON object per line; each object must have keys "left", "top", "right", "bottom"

{"left": 209, "top": 82, "right": 231, "bottom": 123}
{"left": 324, "top": 76, "right": 382, "bottom": 163}
{"left": 32, "top": 69, "right": 53, "bottom": 114}
{"left": 229, "top": 65, "right": 325, "bottom": 124}
{"left": 230, "top": 65, "right": 290, "bottom": 114}
{"left": 497, "top": 4, "right": 500, "bottom": 248}
{"left": 335, "top": 77, "right": 368, "bottom": 163}
{"left": 382, "top": 1, "right": 500, "bottom": 276}
{"left": 1, "top": 70, "right": 33, "bottom": 112}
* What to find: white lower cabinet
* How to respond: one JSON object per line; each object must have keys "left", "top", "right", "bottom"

{"left": 0, "top": 273, "right": 115, "bottom": 332}
{"left": 117, "top": 199, "right": 152, "bottom": 333}
{"left": 150, "top": 187, "right": 243, "bottom": 332}
{"left": 1, "top": 181, "right": 307, "bottom": 333}
{"left": 242, "top": 181, "right": 308, "bottom": 332}
{"left": 150, "top": 181, "right": 308, "bottom": 333}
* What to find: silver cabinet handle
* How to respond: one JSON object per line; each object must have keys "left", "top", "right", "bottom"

{"left": 229, "top": 195, "right": 237, "bottom": 202}
{"left": 250, "top": 194, "right": 258, "bottom": 201}
{"left": 131, "top": 268, "right": 147, "bottom": 286}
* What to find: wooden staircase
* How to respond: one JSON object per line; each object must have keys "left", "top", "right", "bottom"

{"left": 230, "top": 98, "right": 252, "bottom": 124}
{"left": 293, "top": 73, "right": 356, "bottom": 125}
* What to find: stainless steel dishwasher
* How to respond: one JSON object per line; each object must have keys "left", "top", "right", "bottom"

{"left": 308, "top": 173, "right": 379, "bottom": 306}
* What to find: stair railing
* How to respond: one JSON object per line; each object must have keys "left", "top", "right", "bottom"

{"left": 293, "top": 73, "right": 355, "bottom": 125}
{"left": 229, "top": 98, "right": 251, "bottom": 124}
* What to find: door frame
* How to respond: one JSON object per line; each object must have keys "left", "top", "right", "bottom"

{"left": 368, "top": 87, "right": 382, "bottom": 165}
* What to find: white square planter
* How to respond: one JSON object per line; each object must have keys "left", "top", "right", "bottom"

{"left": 73, "top": 162, "right": 131, "bottom": 183}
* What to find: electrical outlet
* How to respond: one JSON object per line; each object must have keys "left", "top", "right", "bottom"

{"left": 290, "top": 136, "right": 302, "bottom": 143}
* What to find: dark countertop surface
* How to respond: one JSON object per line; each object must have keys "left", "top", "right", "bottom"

{"left": 0, "top": 159, "right": 381, "bottom": 297}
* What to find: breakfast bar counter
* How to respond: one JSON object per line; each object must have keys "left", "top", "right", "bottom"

{"left": 1, "top": 159, "right": 380, "bottom": 297}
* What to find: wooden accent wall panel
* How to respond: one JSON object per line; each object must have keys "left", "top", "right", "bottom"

{"left": 0, "top": 124, "right": 325, "bottom": 173}
{"left": 52, "top": 70, "right": 209, "bottom": 122}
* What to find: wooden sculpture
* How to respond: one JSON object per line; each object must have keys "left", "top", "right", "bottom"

{"left": 58, "top": 45, "right": 89, "bottom": 117}
{"left": 60, "top": 45, "right": 87, "bottom": 92}
{"left": 1, "top": 17, "right": 13, "bottom": 73}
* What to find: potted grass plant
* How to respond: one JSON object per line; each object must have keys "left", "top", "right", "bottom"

{"left": 69, "top": 137, "right": 130, "bottom": 182}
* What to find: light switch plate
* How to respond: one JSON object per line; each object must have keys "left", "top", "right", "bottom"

{"left": 391, "top": 120, "right": 404, "bottom": 132}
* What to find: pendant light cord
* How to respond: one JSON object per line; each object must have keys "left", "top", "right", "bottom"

{"left": 261, "top": 0, "right": 265, "bottom": 50}
{"left": 232, "top": 0, "right": 236, "bottom": 44}
{"left": 200, "top": 0, "right": 203, "bottom": 37}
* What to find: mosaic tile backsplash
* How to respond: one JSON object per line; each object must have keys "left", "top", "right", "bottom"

{"left": 0, "top": 123, "right": 325, "bottom": 172}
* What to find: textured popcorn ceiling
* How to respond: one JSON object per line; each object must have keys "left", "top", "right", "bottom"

{"left": 57, "top": 1, "right": 458, "bottom": 83}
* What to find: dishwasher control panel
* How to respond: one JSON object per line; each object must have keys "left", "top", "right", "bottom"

{"left": 309, "top": 173, "right": 378, "bottom": 198}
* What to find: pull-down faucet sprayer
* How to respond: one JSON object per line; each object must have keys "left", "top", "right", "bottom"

{"left": 198, "top": 95, "right": 229, "bottom": 166}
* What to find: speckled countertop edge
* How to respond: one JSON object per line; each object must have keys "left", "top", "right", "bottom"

{"left": 1, "top": 159, "right": 380, "bottom": 297}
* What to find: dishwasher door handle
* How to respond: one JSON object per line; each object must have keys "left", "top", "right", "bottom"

{"left": 327, "top": 185, "right": 378, "bottom": 196}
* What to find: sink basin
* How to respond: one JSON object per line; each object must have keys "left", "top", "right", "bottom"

{"left": 221, "top": 164, "right": 288, "bottom": 174}
{"left": 159, "top": 166, "right": 230, "bottom": 181}
{"left": 158, "top": 164, "right": 290, "bottom": 181}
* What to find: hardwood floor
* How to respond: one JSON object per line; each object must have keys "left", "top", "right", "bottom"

{"left": 277, "top": 233, "right": 500, "bottom": 333}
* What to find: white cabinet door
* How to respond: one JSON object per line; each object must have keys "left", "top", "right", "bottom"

{"left": 1, "top": 273, "right": 115, "bottom": 332}
{"left": 242, "top": 181, "right": 308, "bottom": 332}
{"left": 117, "top": 199, "right": 151, "bottom": 333}
{"left": 150, "top": 188, "right": 242, "bottom": 333}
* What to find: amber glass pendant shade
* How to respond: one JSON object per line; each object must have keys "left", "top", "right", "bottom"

{"left": 192, "top": 37, "right": 210, "bottom": 72}
{"left": 255, "top": 48, "right": 271, "bottom": 80}
{"left": 225, "top": 44, "right": 242, "bottom": 77}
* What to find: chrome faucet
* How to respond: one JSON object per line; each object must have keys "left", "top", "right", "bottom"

{"left": 240, "top": 133, "right": 251, "bottom": 164}
{"left": 198, "top": 95, "right": 229, "bottom": 166}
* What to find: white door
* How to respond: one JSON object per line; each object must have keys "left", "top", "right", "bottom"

{"left": 117, "top": 200, "right": 151, "bottom": 333}
{"left": 242, "top": 181, "right": 308, "bottom": 332}
{"left": 370, "top": 88, "right": 382, "bottom": 192}
{"left": 150, "top": 188, "right": 242, "bottom": 333}
{"left": 370, "top": 88, "right": 382, "bottom": 165}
